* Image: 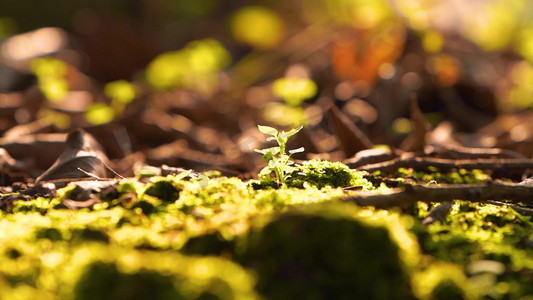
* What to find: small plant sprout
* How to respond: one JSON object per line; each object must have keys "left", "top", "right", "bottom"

{"left": 255, "top": 125, "right": 304, "bottom": 187}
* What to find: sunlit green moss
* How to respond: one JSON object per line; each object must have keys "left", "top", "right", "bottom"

{"left": 11, "top": 197, "right": 61, "bottom": 214}
{"left": 146, "top": 38, "right": 230, "bottom": 94}
{"left": 412, "top": 262, "right": 475, "bottom": 300}
{"left": 30, "top": 57, "right": 69, "bottom": 102}
{"left": 1, "top": 159, "right": 532, "bottom": 299}
{"left": 104, "top": 80, "right": 136, "bottom": 104}
{"left": 252, "top": 159, "right": 373, "bottom": 190}
{"left": 233, "top": 202, "right": 414, "bottom": 299}
{"left": 396, "top": 168, "right": 489, "bottom": 184}
{"left": 230, "top": 6, "right": 286, "bottom": 49}
{"left": 272, "top": 77, "right": 317, "bottom": 106}
{"left": 85, "top": 103, "right": 115, "bottom": 125}
{"left": 286, "top": 159, "right": 373, "bottom": 189}
{"left": 1, "top": 243, "right": 259, "bottom": 300}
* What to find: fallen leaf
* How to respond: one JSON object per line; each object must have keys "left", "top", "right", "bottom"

{"left": 400, "top": 96, "right": 431, "bottom": 151}
{"left": 35, "top": 129, "right": 109, "bottom": 183}
{"left": 326, "top": 104, "right": 373, "bottom": 158}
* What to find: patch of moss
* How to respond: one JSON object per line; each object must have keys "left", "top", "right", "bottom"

{"left": 411, "top": 262, "right": 475, "bottom": 300}
{"left": 74, "top": 262, "right": 181, "bottom": 300}
{"left": 285, "top": 160, "right": 372, "bottom": 189}
{"left": 142, "top": 179, "right": 181, "bottom": 202}
{"left": 396, "top": 168, "right": 489, "bottom": 184}
{"left": 252, "top": 160, "right": 372, "bottom": 190}
{"left": 71, "top": 246, "right": 259, "bottom": 300}
{"left": 233, "top": 202, "right": 414, "bottom": 300}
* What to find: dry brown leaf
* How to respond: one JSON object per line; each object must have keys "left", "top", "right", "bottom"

{"left": 326, "top": 104, "right": 373, "bottom": 158}
{"left": 35, "top": 129, "right": 108, "bottom": 183}
{"left": 400, "top": 96, "right": 432, "bottom": 152}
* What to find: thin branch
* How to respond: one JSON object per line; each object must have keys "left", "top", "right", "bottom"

{"left": 356, "top": 156, "right": 533, "bottom": 173}
{"left": 342, "top": 180, "right": 533, "bottom": 208}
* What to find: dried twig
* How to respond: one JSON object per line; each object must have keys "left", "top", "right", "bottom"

{"left": 356, "top": 156, "right": 533, "bottom": 174}
{"left": 342, "top": 180, "right": 533, "bottom": 208}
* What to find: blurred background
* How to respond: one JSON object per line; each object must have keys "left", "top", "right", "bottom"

{"left": 1, "top": 0, "right": 533, "bottom": 178}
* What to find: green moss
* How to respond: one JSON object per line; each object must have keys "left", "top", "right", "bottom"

{"left": 234, "top": 202, "right": 414, "bottom": 300}
{"left": 11, "top": 197, "right": 61, "bottom": 214}
{"left": 177, "top": 176, "right": 251, "bottom": 211}
{"left": 72, "top": 246, "right": 259, "bottom": 300}
{"left": 74, "top": 262, "right": 182, "bottom": 300}
{"left": 0, "top": 159, "right": 532, "bottom": 299}
{"left": 253, "top": 160, "right": 373, "bottom": 190}
{"left": 411, "top": 262, "right": 475, "bottom": 300}
{"left": 142, "top": 179, "right": 181, "bottom": 202}
{"left": 396, "top": 168, "right": 490, "bottom": 184}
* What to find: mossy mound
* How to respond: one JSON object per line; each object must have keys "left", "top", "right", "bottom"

{"left": 182, "top": 202, "right": 414, "bottom": 299}
{"left": 72, "top": 247, "right": 258, "bottom": 300}
{"left": 236, "top": 203, "right": 414, "bottom": 299}
{"left": 252, "top": 160, "right": 372, "bottom": 190}
{"left": 286, "top": 160, "right": 372, "bottom": 189}
{"left": 0, "top": 244, "right": 259, "bottom": 300}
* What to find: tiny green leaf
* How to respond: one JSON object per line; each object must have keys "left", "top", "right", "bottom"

{"left": 254, "top": 125, "right": 304, "bottom": 187}
{"left": 279, "top": 126, "right": 303, "bottom": 140}
{"left": 258, "top": 125, "right": 278, "bottom": 136}
{"left": 289, "top": 147, "right": 305, "bottom": 154}
{"left": 259, "top": 166, "right": 272, "bottom": 176}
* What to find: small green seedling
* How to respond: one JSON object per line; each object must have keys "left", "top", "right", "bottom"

{"left": 255, "top": 125, "right": 304, "bottom": 187}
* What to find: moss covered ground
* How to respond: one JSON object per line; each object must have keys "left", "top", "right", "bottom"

{"left": 0, "top": 160, "right": 532, "bottom": 299}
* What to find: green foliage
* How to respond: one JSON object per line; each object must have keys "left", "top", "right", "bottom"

{"left": 85, "top": 103, "right": 115, "bottom": 125}
{"left": 284, "top": 159, "right": 373, "bottom": 189}
{"left": 84, "top": 80, "right": 136, "bottom": 125}
{"left": 230, "top": 6, "right": 286, "bottom": 49}
{"left": 272, "top": 77, "right": 317, "bottom": 106}
{"left": 264, "top": 77, "right": 317, "bottom": 127}
{"left": 30, "top": 57, "right": 69, "bottom": 102}
{"left": 255, "top": 125, "right": 304, "bottom": 187}
{"left": 146, "top": 38, "right": 230, "bottom": 94}
{"left": 104, "top": 80, "right": 135, "bottom": 104}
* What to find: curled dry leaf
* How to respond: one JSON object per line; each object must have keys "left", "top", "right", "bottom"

{"left": 326, "top": 104, "right": 373, "bottom": 158}
{"left": 400, "top": 96, "right": 432, "bottom": 152}
{"left": 35, "top": 129, "right": 109, "bottom": 183}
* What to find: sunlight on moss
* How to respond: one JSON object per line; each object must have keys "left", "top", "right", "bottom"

{"left": 39, "top": 77, "right": 69, "bottom": 102}
{"left": 1, "top": 162, "right": 532, "bottom": 299}
{"left": 30, "top": 57, "right": 69, "bottom": 102}
{"left": 460, "top": 1, "right": 518, "bottom": 51}
{"left": 231, "top": 6, "right": 286, "bottom": 49}
{"left": 509, "top": 61, "right": 533, "bottom": 109}
{"left": 37, "top": 109, "right": 71, "bottom": 129}
{"left": 285, "top": 160, "right": 372, "bottom": 189}
{"left": 412, "top": 262, "right": 476, "bottom": 300}
{"left": 262, "top": 102, "right": 307, "bottom": 127}
{"left": 146, "top": 38, "right": 230, "bottom": 94}
{"left": 396, "top": 168, "right": 489, "bottom": 184}
{"left": 85, "top": 103, "right": 115, "bottom": 125}
{"left": 272, "top": 77, "right": 317, "bottom": 106}
{"left": 31, "top": 57, "right": 67, "bottom": 78}
{"left": 324, "top": 0, "right": 393, "bottom": 29}
{"left": 104, "top": 80, "right": 136, "bottom": 104}
{"left": 422, "top": 30, "right": 444, "bottom": 53}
